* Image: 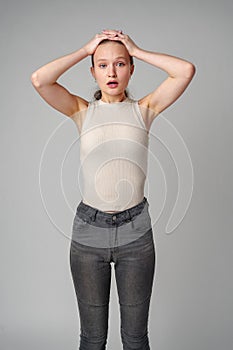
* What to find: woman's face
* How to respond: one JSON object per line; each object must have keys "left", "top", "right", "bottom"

{"left": 91, "top": 41, "right": 134, "bottom": 102}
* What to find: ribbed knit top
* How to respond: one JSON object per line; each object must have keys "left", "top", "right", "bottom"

{"left": 73, "top": 98, "right": 149, "bottom": 212}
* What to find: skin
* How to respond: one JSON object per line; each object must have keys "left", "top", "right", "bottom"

{"left": 31, "top": 29, "right": 196, "bottom": 130}
{"left": 90, "top": 41, "right": 134, "bottom": 103}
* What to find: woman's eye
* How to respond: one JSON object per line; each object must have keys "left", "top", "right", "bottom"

{"left": 117, "top": 62, "right": 125, "bottom": 67}
{"left": 99, "top": 64, "right": 107, "bottom": 68}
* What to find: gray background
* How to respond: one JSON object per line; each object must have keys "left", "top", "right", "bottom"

{"left": 1, "top": 0, "right": 233, "bottom": 349}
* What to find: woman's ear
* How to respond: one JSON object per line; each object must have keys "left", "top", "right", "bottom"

{"left": 130, "top": 64, "right": 135, "bottom": 76}
{"left": 90, "top": 66, "right": 95, "bottom": 80}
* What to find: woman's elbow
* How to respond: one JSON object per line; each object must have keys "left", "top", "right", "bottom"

{"left": 30, "top": 71, "right": 42, "bottom": 88}
{"left": 185, "top": 62, "right": 196, "bottom": 79}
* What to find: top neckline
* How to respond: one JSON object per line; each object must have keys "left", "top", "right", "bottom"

{"left": 97, "top": 97, "right": 131, "bottom": 105}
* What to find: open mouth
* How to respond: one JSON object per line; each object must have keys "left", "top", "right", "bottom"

{"left": 107, "top": 81, "right": 118, "bottom": 88}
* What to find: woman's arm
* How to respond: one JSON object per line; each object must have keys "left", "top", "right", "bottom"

{"left": 30, "top": 33, "right": 110, "bottom": 117}
{"left": 135, "top": 49, "right": 196, "bottom": 115}
{"left": 103, "top": 30, "right": 196, "bottom": 116}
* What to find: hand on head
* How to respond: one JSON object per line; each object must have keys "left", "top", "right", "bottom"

{"left": 101, "top": 29, "right": 138, "bottom": 57}
{"left": 83, "top": 30, "right": 139, "bottom": 57}
{"left": 101, "top": 29, "right": 123, "bottom": 37}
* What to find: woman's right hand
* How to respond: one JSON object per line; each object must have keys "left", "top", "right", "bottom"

{"left": 31, "top": 30, "right": 120, "bottom": 118}
{"left": 83, "top": 33, "right": 110, "bottom": 55}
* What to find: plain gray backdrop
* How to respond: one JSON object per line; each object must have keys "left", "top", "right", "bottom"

{"left": 1, "top": 0, "right": 233, "bottom": 349}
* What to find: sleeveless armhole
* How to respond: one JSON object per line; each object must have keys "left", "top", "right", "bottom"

{"left": 132, "top": 100, "right": 149, "bottom": 133}
{"left": 78, "top": 101, "right": 95, "bottom": 135}
{"left": 69, "top": 104, "right": 90, "bottom": 135}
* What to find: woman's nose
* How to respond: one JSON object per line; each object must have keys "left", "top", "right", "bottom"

{"left": 107, "top": 65, "right": 117, "bottom": 77}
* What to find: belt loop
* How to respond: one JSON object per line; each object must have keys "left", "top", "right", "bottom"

{"left": 93, "top": 209, "right": 98, "bottom": 222}
{"left": 127, "top": 209, "right": 134, "bottom": 228}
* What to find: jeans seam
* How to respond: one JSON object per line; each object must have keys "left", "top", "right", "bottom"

{"left": 78, "top": 297, "right": 109, "bottom": 308}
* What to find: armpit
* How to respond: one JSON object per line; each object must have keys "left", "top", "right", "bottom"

{"left": 70, "top": 109, "right": 88, "bottom": 135}
{"left": 139, "top": 104, "right": 160, "bottom": 133}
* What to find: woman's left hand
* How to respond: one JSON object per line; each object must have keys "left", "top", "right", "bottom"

{"left": 101, "top": 29, "right": 139, "bottom": 57}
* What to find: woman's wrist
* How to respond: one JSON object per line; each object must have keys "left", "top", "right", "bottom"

{"left": 130, "top": 46, "right": 144, "bottom": 59}
{"left": 81, "top": 45, "right": 92, "bottom": 57}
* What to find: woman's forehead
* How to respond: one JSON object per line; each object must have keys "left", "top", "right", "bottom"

{"left": 94, "top": 42, "right": 129, "bottom": 61}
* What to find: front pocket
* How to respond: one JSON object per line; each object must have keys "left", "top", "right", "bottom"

{"left": 72, "top": 216, "right": 88, "bottom": 231}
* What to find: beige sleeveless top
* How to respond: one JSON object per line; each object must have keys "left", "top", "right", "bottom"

{"left": 72, "top": 98, "right": 149, "bottom": 212}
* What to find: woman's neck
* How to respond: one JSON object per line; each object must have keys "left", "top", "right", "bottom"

{"left": 100, "top": 93, "right": 127, "bottom": 103}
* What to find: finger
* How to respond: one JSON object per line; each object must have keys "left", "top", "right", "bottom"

{"left": 96, "top": 33, "right": 109, "bottom": 41}
{"left": 107, "top": 36, "right": 126, "bottom": 45}
{"left": 102, "top": 29, "right": 121, "bottom": 35}
{"left": 109, "top": 33, "right": 125, "bottom": 41}
{"left": 96, "top": 32, "right": 109, "bottom": 37}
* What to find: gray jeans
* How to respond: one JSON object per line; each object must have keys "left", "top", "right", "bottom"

{"left": 69, "top": 197, "right": 156, "bottom": 349}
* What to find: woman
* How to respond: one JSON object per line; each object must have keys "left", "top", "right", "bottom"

{"left": 31, "top": 30, "right": 195, "bottom": 349}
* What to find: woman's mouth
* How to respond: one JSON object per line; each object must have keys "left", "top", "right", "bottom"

{"left": 107, "top": 81, "right": 119, "bottom": 88}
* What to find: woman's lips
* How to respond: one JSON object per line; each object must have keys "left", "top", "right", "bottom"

{"left": 107, "top": 81, "right": 118, "bottom": 88}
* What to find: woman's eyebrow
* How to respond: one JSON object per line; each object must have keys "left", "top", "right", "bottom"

{"left": 114, "top": 56, "right": 127, "bottom": 60}
{"left": 96, "top": 58, "right": 107, "bottom": 61}
{"left": 96, "top": 56, "right": 127, "bottom": 62}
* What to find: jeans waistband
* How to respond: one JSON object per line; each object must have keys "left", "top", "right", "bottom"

{"left": 76, "top": 197, "right": 148, "bottom": 225}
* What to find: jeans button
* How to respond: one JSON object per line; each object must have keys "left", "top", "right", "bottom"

{"left": 112, "top": 215, "right": 116, "bottom": 220}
